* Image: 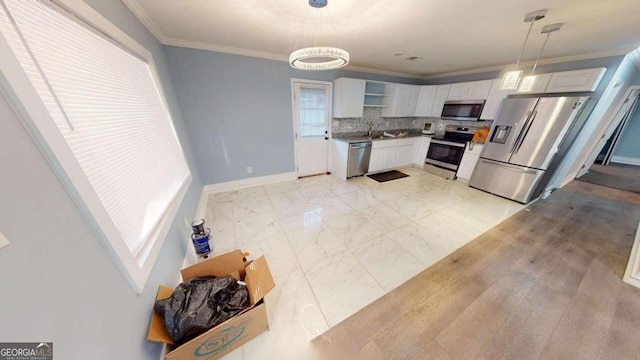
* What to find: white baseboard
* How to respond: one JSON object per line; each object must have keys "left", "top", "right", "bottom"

{"left": 610, "top": 156, "right": 640, "bottom": 166}
{"left": 202, "top": 172, "right": 298, "bottom": 195}
{"left": 624, "top": 222, "right": 640, "bottom": 289}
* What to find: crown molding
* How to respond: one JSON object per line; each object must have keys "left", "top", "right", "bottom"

{"left": 162, "top": 37, "right": 289, "bottom": 62}
{"left": 121, "top": 0, "right": 167, "bottom": 42}
{"left": 162, "top": 39, "right": 422, "bottom": 79}
{"left": 421, "top": 48, "right": 635, "bottom": 80}
{"left": 341, "top": 64, "right": 424, "bottom": 79}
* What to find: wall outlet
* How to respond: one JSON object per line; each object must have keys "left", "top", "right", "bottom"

{"left": 246, "top": 166, "right": 253, "bottom": 174}
{"left": 0, "top": 231, "right": 9, "bottom": 250}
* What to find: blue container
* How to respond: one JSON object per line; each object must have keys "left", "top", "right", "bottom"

{"left": 191, "top": 229, "right": 211, "bottom": 256}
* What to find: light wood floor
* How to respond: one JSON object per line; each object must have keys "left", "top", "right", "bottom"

{"left": 314, "top": 180, "right": 640, "bottom": 359}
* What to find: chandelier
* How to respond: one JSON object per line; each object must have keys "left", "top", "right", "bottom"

{"left": 289, "top": 0, "right": 349, "bottom": 71}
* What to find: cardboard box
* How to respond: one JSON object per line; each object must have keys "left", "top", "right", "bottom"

{"left": 147, "top": 250, "right": 275, "bottom": 360}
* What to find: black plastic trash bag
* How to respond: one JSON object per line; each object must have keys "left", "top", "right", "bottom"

{"left": 154, "top": 275, "right": 250, "bottom": 345}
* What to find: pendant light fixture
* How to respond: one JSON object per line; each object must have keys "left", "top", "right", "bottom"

{"left": 500, "top": 9, "right": 548, "bottom": 90}
{"left": 518, "top": 23, "right": 563, "bottom": 92}
{"left": 289, "top": 0, "right": 349, "bottom": 71}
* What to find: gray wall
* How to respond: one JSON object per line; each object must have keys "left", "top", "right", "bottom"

{"left": 613, "top": 68, "right": 640, "bottom": 160}
{"left": 613, "top": 98, "right": 640, "bottom": 160}
{"left": 164, "top": 45, "right": 628, "bottom": 185}
{"left": 163, "top": 46, "right": 422, "bottom": 185}
{"left": 0, "top": 1, "right": 202, "bottom": 360}
{"left": 633, "top": 70, "right": 640, "bottom": 85}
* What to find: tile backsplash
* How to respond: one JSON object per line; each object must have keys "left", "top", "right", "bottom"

{"left": 332, "top": 107, "right": 492, "bottom": 137}
{"left": 332, "top": 108, "right": 418, "bottom": 134}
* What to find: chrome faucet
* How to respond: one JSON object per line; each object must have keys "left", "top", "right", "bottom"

{"left": 367, "top": 122, "right": 373, "bottom": 138}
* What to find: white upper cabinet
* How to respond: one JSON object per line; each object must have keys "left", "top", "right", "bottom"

{"left": 414, "top": 85, "right": 437, "bottom": 117}
{"left": 447, "top": 80, "right": 492, "bottom": 101}
{"left": 382, "top": 84, "right": 418, "bottom": 117}
{"left": 447, "top": 82, "right": 468, "bottom": 100}
{"left": 468, "top": 80, "right": 493, "bottom": 99}
{"left": 545, "top": 67, "right": 607, "bottom": 93}
{"left": 430, "top": 84, "right": 451, "bottom": 117}
{"left": 333, "top": 78, "right": 365, "bottom": 118}
{"left": 481, "top": 79, "right": 516, "bottom": 120}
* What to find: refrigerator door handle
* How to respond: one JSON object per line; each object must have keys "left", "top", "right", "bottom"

{"left": 514, "top": 110, "right": 538, "bottom": 154}
{"left": 510, "top": 110, "right": 534, "bottom": 154}
{"left": 480, "top": 159, "right": 538, "bottom": 175}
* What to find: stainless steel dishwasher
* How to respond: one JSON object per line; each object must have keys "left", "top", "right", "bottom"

{"left": 347, "top": 141, "right": 372, "bottom": 178}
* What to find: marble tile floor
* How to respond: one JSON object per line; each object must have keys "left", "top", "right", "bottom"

{"left": 202, "top": 168, "right": 526, "bottom": 360}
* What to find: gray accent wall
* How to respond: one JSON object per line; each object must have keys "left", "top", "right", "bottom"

{"left": 613, "top": 67, "right": 640, "bottom": 160}
{"left": 0, "top": 2, "right": 202, "bottom": 360}
{"left": 163, "top": 46, "right": 421, "bottom": 185}
{"left": 613, "top": 99, "right": 640, "bottom": 160}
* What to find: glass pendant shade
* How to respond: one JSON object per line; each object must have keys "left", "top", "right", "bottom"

{"left": 518, "top": 75, "right": 538, "bottom": 92}
{"left": 500, "top": 9, "right": 547, "bottom": 90}
{"left": 501, "top": 70, "right": 523, "bottom": 90}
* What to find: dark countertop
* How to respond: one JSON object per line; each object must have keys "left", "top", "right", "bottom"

{"left": 333, "top": 131, "right": 428, "bottom": 144}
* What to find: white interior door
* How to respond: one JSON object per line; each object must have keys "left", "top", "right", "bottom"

{"left": 577, "top": 88, "right": 640, "bottom": 177}
{"left": 292, "top": 80, "right": 332, "bottom": 177}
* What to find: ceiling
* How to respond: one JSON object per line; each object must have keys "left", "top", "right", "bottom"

{"left": 123, "top": 0, "right": 640, "bottom": 78}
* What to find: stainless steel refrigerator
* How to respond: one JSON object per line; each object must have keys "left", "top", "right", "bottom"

{"left": 469, "top": 96, "right": 589, "bottom": 203}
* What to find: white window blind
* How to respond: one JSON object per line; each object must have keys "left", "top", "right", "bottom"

{"left": 299, "top": 87, "right": 327, "bottom": 137}
{"left": 0, "top": 0, "right": 191, "bottom": 269}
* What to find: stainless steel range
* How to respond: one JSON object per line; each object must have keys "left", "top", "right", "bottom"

{"left": 424, "top": 125, "right": 480, "bottom": 179}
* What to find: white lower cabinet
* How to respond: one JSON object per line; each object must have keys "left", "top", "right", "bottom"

{"left": 412, "top": 136, "right": 432, "bottom": 166}
{"left": 329, "top": 139, "right": 350, "bottom": 180}
{"left": 370, "top": 147, "right": 396, "bottom": 172}
{"left": 394, "top": 144, "right": 414, "bottom": 167}
{"left": 456, "top": 142, "right": 483, "bottom": 182}
{"left": 369, "top": 138, "right": 417, "bottom": 173}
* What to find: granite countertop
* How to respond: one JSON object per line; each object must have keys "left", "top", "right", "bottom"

{"left": 333, "top": 131, "right": 427, "bottom": 143}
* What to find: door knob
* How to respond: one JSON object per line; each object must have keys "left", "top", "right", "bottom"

{"left": 324, "top": 137, "right": 329, "bottom": 140}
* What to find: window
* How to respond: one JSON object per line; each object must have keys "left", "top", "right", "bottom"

{"left": 299, "top": 87, "right": 327, "bottom": 137}
{"left": 0, "top": 0, "right": 192, "bottom": 292}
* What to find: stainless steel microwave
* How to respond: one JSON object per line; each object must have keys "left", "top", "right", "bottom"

{"left": 441, "top": 100, "right": 486, "bottom": 121}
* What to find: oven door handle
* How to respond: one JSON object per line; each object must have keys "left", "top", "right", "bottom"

{"left": 430, "top": 139, "right": 466, "bottom": 148}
